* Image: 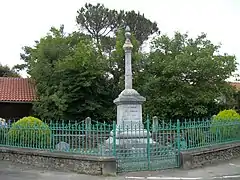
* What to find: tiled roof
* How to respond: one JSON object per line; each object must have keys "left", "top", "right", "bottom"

{"left": 0, "top": 77, "right": 36, "bottom": 102}
{"left": 230, "top": 82, "right": 240, "bottom": 91}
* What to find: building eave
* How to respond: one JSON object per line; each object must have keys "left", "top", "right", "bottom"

{"left": 0, "top": 100, "right": 34, "bottom": 104}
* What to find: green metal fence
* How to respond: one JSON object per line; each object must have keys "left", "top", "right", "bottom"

{"left": 0, "top": 118, "right": 240, "bottom": 172}
{"left": 179, "top": 119, "right": 240, "bottom": 150}
{"left": 0, "top": 120, "right": 113, "bottom": 156}
{"left": 115, "top": 119, "right": 180, "bottom": 172}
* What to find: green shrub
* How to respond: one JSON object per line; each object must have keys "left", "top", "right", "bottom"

{"left": 8, "top": 116, "right": 51, "bottom": 148}
{"left": 211, "top": 109, "right": 240, "bottom": 139}
{"left": 213, "top": 109, "right": 240, "bottom": 120}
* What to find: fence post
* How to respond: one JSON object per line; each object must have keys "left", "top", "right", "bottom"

{"left": 85, "top": 117, "right": 92, "bottom": 135}
{"left": 112, "top": 121, "right": 116, "bottom": 157}
{"left": 85, "top": 117, "right": 91, "bottom": 149}
{"left": 176, "top": 119, "right": 181, "bottom": 167}
{"left": 147, "top": 115, "right": 150, "bottom": 170}
{"left": 152, "top": 116, "right": 158, "bottom": 133}
{"left": 50, "top": 120, "right": 53, "bottom": 152}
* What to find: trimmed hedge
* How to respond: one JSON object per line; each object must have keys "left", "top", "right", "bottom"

{"left": 211, "top": 109, "right": 240, "bottom": 139}
{"left": 8, "top": 116, "right": 51, "bottom": 148}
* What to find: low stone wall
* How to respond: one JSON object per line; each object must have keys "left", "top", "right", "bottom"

{"left": 180, "top": 142, "right": 240, "bottom": 169}
{"left": 0, "top": 147, "right": 116, "bottom": 176}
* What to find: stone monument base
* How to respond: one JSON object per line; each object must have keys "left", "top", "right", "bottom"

{"left": 101, "top": 88, "right": 156, "bottom": 156}
{"left": 103, "top": 127, "right": 156, "bottom": 156}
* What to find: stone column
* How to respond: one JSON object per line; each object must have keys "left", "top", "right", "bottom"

{"left": 103, "top": 26, "right": 155, "bottom": 153}
{"left": 113, "top": 26, "right": 146, "bottom": 129}
{"left": 123, "top": 26, "right": 133, "bottom": 89}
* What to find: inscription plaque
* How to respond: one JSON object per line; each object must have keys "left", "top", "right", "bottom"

{"left": 121, "top": 105, "right": 140, "bottom": 121}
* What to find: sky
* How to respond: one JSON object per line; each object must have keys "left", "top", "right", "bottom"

{"left": 0, "top": 0, "right": 239, "bottom": 79}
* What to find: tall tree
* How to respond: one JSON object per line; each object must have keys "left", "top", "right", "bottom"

{"left": 137, "top": 32, "right": 237, "bottom": 120}
{"left": 76, "top": 3, "right": 159, "bottom": 100}
{"left": 76, "top": 3, "right": 120, "bottom": 47}
{"left": 18, "top": 26, "right": 114, "bottom": 121}
{"left": 0, "top": 64, "right": 19, "bottom": 77}
{"left": 76, "top": 3, "right": 159, "bottom": 52}
{"left": 123, "top": 11, "right": 159, "bottom": 45}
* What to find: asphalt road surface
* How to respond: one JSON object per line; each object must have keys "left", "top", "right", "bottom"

{"left": 1, "top": 158, "right": 240, "bottom": 180}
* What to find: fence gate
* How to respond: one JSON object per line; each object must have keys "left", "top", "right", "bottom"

{"left": 115, "top": 120, "right": 181, "bottom": 173}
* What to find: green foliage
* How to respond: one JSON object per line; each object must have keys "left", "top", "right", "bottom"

{"left": 213, "top": 109, "right": 240, "bottom": 120}
{"left": 138, "top": 32, "right": 237, "bottom": 120}
{"left": 76, "top": 3, "right": 159, "bottom": 53}
{"left": 76, "top": 3, "right": 120, "bottom": 42}
{"left": 123, "top": 10, "right": 159, "bottom": 45}
{"left": 14, "top": 4, "right": 237, "bottom": 122}
{"left": 0, "top": 64, "right": 19, "bottom": 77}
{"left": 108, "top": 28, "right": 142, "bottom": 97}
{"left": 211, "top": 109, "right": 240, "bottom": 139}
{"left": 8, "top": 116, "right": 51, "bottom": 147}
{"left": 17, "top": 26, "right": 114, "bottom": 121}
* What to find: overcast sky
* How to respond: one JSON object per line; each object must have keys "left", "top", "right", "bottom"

{"left": 0, "top": 0, "right": 239, "bottom": 77}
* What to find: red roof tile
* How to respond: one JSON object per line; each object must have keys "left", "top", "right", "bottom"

{"left": 230, "top": 82, "right": 240, "bottom": 91}
{"left": 0, "top": 77, "right": 36, "bottom": 102}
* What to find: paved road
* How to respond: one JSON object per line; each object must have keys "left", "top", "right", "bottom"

{"left": 1, "top": 158, "right": 240, "bottom": 180}
{"left": 123, "top": 158, "right": 240, "bottom": 180}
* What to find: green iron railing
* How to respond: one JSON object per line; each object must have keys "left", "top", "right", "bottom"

{"left": 115, "top": 117, "right": 180, "bottom": 172}
{"left": 179, "top": 119, "right": 240, "bottom": 149}
{"left": 0, "top": 118, "right": 240, "bottom": 158}
{"left": 0, "top": 120, "right": 114, "bottom": 156}
{"left": 150, "top": 119, "right": 240, "bottom": 150}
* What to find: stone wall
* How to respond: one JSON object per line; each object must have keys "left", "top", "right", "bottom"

{"left": 2, "top": 142, "right": 240, "bottom": 174}
{"left": 0, "top": 147, "right": 116, "bottom": 176}
{"left": 180, "top": 142, "right": 240, "bottom": 169}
